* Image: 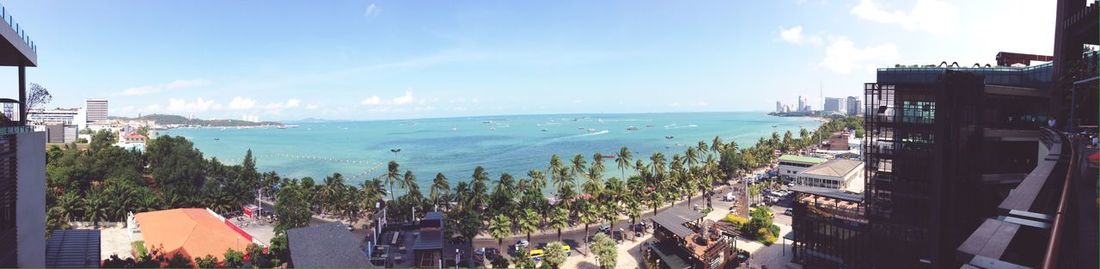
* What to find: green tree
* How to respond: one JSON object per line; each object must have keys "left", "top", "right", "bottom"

{"left": 712, "top": 136, "right": 725, "bottom": 154}
{"left": 592, "top": 233, "right": 617, "bottom": 269}
{"left": 543, "top": 241, "right": 568, "bottom": 269}
{"left": 274, "top": 181, "right": 311, "bottom": 233}
{"left": 488, "top": 213, "right": 513, "bottom": 253}
{"left": 570, "top": 154, "right": 588, "bottom": 179}
{"left": 194, "top": 254, "right": 219, "bottom": 268}
{"left": 549, "top": 205, "right": 569, "bottom": 242}
{"left": 83, "top": 187, "right": 108, "bottom": 228}
{"left": 429, "top": 173, "right": 449, "bottom": 211}
{"left": 616, "top": 146, "right": 633, "bottom": 179}
{"left": 223, "top": 248, "right": 245, "bottom": 268}
{"left": 517, "top": 208, "right": 539, "bottom": 243}
{"left": 385, "top": 161, "right": 400, "bottom": 200}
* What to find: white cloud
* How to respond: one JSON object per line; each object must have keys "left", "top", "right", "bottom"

{"left": 391, "top": 91, "right": 415, "bottom": 105}
{"left": 119, "top": 79, "right": 210, "bottom": 96}
{"left": 365, "top": 3, "right": 380, "bottom": 17}
{"left": 265, "top": 98, "right": 301, "bottom": 110}
{"left": 779, "top": 25, "right": 821, "bottom": 46}
{"left": 166, "top": 97, "right": 217, "bottom": 112}
{"left": 820, "top": 36, "right": 899, "bottom": 74}
{"left": 851, "top": 0, "right": 959, "bottom": 34}
{"left": 306, "top": 104, "right": 320, "bottom": 110}
{"left": 228, "top": 97, "right": 256, "bottom": 110}
{"left": 361, "top": 96, "right": 382, "bottom": 105}
{"left": 363, "top": 91, "right": 418, "bottom": 106}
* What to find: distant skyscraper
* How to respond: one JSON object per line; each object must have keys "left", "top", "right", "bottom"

{"left": 2, "top": 103, "right": 11, "bottom": 120}
{"left": 85, "top": 99, "right": 107, "bottom": 123}
{"left": 797, "top": 96, "right": 806, "bottom": 112}
{"left": 846, "top": 96, "right": 861, "bottom": 116}
{"left": 824, "top": 97, "right": 843, "bottom": 114}
{"left": 776, "top": 101, "right": 784, "bottom": 113}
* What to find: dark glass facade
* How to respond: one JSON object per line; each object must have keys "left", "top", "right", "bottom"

{"left": 0, "top": 133, "right": 17, "bottom": 267}
{"left": 863, "top": 66, "right": 1054, "bottom": 268}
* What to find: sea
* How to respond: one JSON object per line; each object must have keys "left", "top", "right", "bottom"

{"left": 162, "top": 112, "right": 820, "bottom": 189}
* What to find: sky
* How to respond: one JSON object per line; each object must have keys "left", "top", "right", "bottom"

{"left": 0, "top": 0, "right": 1055, "bottom": 121}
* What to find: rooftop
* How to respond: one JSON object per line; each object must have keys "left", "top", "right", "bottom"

{"left": 133, "top": 208, "right": 254, "bottom": 259}
{"left": 779, "top": 155, "right": 828, "bottom": 165}
{"left": 800, "top": 159, "right": 862, "bottom": 177}
{"left": 45, "top": 230, "right": 100, "bottom": 268}
{"left": 287, "top": 223, "right": 371, "bottom": 268}
{"left": 652, "top": 206, "right": 705, "bottom": 239}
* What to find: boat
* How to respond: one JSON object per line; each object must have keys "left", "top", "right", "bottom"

{"left": 626, "top": 126, "right": 639, "bottom": 131}
{"left": 214, "top": 138, "right": 220, "bottom": 141}
{"left": 645, "top": 124, "right": 654, "bottom": 128}
{"left": 277, "top": 125, "right": 288, "bottom": 129}
{"left": 587, "top": 128, "right": 597, "bottom": 133}
{"left": 541, "top": 128, "right": 549, "bottom": 132}
{"left": 665, "top": 135, "right": 675, "bottom": 139}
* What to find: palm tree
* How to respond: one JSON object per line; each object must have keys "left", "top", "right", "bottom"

{"left": 549, "top": 205, "right": 569, "bottom": 241}
{"left": 604, "top": 177, "right": 625, "bottom": 231}
{"left": 55, "top": 192, "right": 79, "bottom": 224}
{"left": 517, "top": 208, "right": 539, "bottom": 243}
{"left": 591, "top": 152, "right": 605, "bottom": 181}
{"left": 488, "top": 214, "right": 513, "bottom": 253}
{"left": 527, "top": 169, "right": 547, "bottom": 194}
{"left": 360, "top": 178, "right": 384, "bottom": 217}
{"left": 616, "top": 146, "right": 633, "bottom": 179}
{"left": 648, "top": 152, "right": 666, "bottom": 181}
{"left": 471, "top": 166, "right": 490, "bottom": 210}
{"left": 711, "top": 136, "right": 725, "bottom": 154}
{"left": 321, "top": 173, "right": 346, "bottom": 214}
{"left": 385, "top": 161, "right": 400, "bottom": 200}
{"left": 83, "top": 188, "right": 108, "bottom": 228}
{"left": 430, "top": 173, "right": 449, "bottom": 211}
{"left": 685, "top": 147, "right": 699, "bottom": 171}
{"left": 549, "top": 154, "right": 566, "bottom": 192}
{"left": 570, "top": 154, "right": 587, "bottom": 179}
{"left": 576, "top": 200, "right": 598, "bottom": 256}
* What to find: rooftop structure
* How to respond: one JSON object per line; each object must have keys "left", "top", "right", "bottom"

{"left": 778, "top": 155, "right": 828, "bottom": 180}
{"left": 287, "top": 223, "right": 371, "bottom": 268}
{"left": 790, "top": 186, "right": 869, "bottom": 268}
{"left": 645, "top": 206, "right": 736, "bottom": 269}
{"left": 795, "top": 159, "right": 864, "bottom": 190}
{"left": 133, "top": 208, "right": 256, "bottom": 260}
{"left": 45, "top": 229, "right": 101, "bottom": 268}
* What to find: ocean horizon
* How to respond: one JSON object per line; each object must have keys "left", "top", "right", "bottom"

{"left": 162, "top": 112, "right": 820, "bottom": 192}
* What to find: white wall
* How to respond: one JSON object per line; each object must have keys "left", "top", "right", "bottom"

{"left": 16, "top": 131, "right": 45, "bottom": 267}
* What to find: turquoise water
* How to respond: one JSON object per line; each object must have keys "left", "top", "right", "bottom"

{"left": 162, "top": 112, "right": 819, "bottom": 188}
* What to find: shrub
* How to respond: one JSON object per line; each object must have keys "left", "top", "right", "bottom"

{"left": 723, "top": 214, "right": 749, "bottom": 228}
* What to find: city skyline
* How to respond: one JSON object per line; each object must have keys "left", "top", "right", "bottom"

{"left": 0, "top": 0, "right": 1055, "bottom": 120}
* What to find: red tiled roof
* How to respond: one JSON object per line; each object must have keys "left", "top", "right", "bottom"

{"left": 134, "top": 208, "right": 254, "bottom": 259}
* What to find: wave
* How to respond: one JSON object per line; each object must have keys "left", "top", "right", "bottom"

{"left": 578, "top": 130, "right": 610, "bottom": 137}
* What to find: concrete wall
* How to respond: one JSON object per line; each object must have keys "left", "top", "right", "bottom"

{"left": 16, "top": 131, "right": 44, "bottom": 267}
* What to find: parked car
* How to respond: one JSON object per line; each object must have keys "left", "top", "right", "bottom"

{"left": 484, "top": 248, "right": 501, "bottom": 261}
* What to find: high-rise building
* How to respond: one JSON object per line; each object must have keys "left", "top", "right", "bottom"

{"left": 797, "top": 95, "right": 805, "bottom": 112}
{"left": 85, "top": 99, "right": 107, "bottom": 123}
{"left": 847, "top": 96, "right": 861, "bottom": 116}
{"left": 824, "top": 97, "right": 844, "bottom": 114}
{"left": 776, "top": 101, "right": 784, "bottom": 113}
{"left": 0, "top": 2, "right": 45, "bottom": 267}
{"left": 861, "top": 53, "right": 1095, "bottom": 268}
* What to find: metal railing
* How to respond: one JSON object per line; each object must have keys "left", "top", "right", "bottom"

{"left": 1041, "top": 133, "right": 1080, "bottom": 269}
{"left": 0, "top": 4, "right": 34, "bottom": 53}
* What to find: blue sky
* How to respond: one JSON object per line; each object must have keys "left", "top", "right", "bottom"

{"left": 0, "top": 0, "right": 1053, "bottom": 121}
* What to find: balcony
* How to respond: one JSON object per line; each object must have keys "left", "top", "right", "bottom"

{"left": 956, "top": 127, "right": 1094, "bottom": 268}
{"left": 0, "top": 3, "right": 34, "bottom": 67}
